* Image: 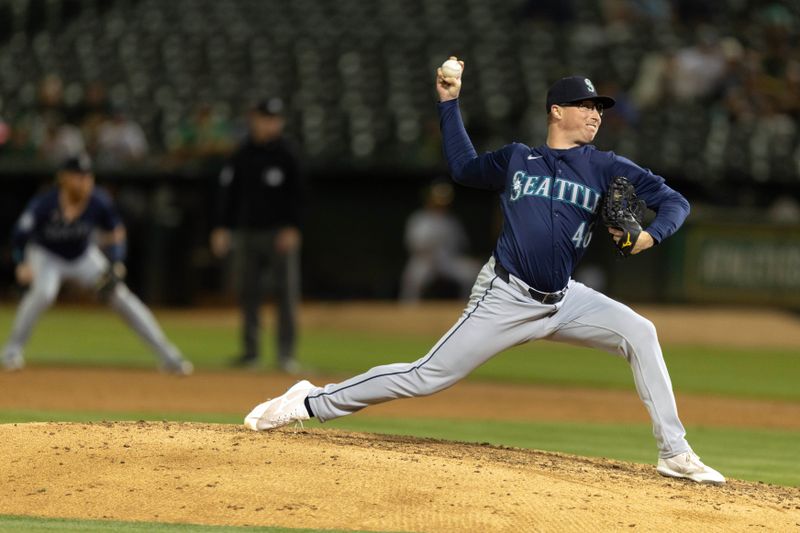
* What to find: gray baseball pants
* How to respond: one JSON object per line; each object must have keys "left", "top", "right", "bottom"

{"left": 234, "top": 229, "right": 300, "bottom": 363}
{"left": 307, "top": 257, "right": 690, "bottom": 459}
{"left": 2, "top": 244, "right": 183, "bottom": 366}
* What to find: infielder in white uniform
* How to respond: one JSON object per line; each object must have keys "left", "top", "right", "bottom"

{"left": 2, "top": 154, "right": 193, "bottom": 375}
{"left": 400, "top": 180, "right": 480, "bottom": 303}
{"left": 244, "top": 58, "right": 725, "bottom": 484}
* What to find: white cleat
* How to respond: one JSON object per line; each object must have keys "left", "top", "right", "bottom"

{"left": 244, "top": 380, "right": 316, "bottom": 431}
{"left": 2, "top": 353, "right": 25, "bottom": 372}
{"left": 657, "top": 451, "right": 726, "bottom": 484}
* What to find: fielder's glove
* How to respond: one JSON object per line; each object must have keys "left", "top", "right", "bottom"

{"left": 601, "top": 176, "right": 646, "bottom": 257}
{"left": 95, "top": 261, "right": 127, "bottom": 301}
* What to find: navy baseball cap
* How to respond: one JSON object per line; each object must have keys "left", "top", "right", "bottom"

{"left": 59, "top": 153, "right": 93, "bottom": 173}
{"left": 545, "top": 76, "right": 616, "bottom": 113}
{"left": 254, "top": 97, "right": 285, "bottom": 116}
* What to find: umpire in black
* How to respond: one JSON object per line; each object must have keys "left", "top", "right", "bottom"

{"left": 210, "top": 97, "right": 303, "bottom": 371}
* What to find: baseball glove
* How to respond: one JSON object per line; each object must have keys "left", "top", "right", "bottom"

{"left": 601, "top": 176, "right": 646, "bottom": 257}
{"left": 95, "top": 261, "right": 127, "bottom": 301}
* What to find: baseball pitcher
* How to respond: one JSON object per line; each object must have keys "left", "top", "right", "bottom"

{"left": 243, "top": 58, "right": 725, "bottom": 484}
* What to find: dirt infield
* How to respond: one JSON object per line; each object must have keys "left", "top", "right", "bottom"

{"left": 1, "top": 422, "right": 798, "bottom": 532}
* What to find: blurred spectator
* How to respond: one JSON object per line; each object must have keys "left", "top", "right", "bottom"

{"left": 75, "top": 81, "right": 111, "bottom": 156}
{"left": 210, "top": 98, "right": 303, "bottom": 372}
{"left": 39, "top": 117, "right": 85, "bottom": 164}
{"left": 169, "top": 102, "right": 234, "bottom": 163}
{"left": 95, "top": 104, "right": 149, "bottom": 168}
{"left": 399, "top": 180, "right": 480, "bottom": 303}
{"left": 74, "top": 81, "right": 110, "bottom": 120}
{"left": 8, "top": 74, "right": 75, "bottom": 159}
{"left": 36, "top": 74, "right": 68, "bottom": 118}
{"left": 632, "top": 28, "right": 740, "bottom": 109}
{"left": 669, "top": 27, "right": 729, "bottom": 103}
{"left": 629, "top": 37, "right": 677, "bottom": 110}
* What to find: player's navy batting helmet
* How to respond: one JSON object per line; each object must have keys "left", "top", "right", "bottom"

{"left": 545, "top": 76, "right": 616, "bottom": 113}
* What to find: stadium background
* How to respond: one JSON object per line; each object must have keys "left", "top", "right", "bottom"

{"left": 0, "top": 1, "right": 799, "bottom": 531}
{"left": 1, "top": 0, "right": 799, "bottom": 305}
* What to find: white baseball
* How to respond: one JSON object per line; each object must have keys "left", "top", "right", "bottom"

{"left": 441, "top": 59, "right": 463, "bottom": 78}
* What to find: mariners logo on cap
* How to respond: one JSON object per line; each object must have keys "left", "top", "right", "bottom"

{"left": 584, "top": 78, "right": 596, "bottom": 93}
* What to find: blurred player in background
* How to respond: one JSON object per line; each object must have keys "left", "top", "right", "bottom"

{"left": 399, "top": 180, "right": 480, "bottom": 303}
{"left": 210, "top": 98, "right": 303, "bottom": 372}
{"left": 2, "top": 154, "right": 193, "bottom": 374}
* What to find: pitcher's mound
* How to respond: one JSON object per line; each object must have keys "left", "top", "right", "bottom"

{"left": 0, "top": 422, "right": 797, "bottom": 532}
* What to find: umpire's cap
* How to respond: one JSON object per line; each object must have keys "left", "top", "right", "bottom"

{"left": 59, "top": 153, "right": 93, "bottom": 174}
{"left": 254, "top": 97, "right": 285, "bottom": 116}
{"left": 545, "top": 76, "right": 616, "bottom": 113}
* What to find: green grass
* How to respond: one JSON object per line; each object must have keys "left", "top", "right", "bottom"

{"left": 1, "top": 306, "right": 798, "bottom": 401}
{"left": 0, "top": 515, "right": 393, "bottom": 533}
{"left": 2, "top": 410, "right": 797, "bottom": 487}
{"left": 1, "top": 304, "right": 799, "bottom": 491}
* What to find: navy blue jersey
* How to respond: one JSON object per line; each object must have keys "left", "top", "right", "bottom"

{"left": 11, "top": 187, "right": 121, "bottom": 262}
{"left": 438, "top": 99, "right": 690, "bottom": 292}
